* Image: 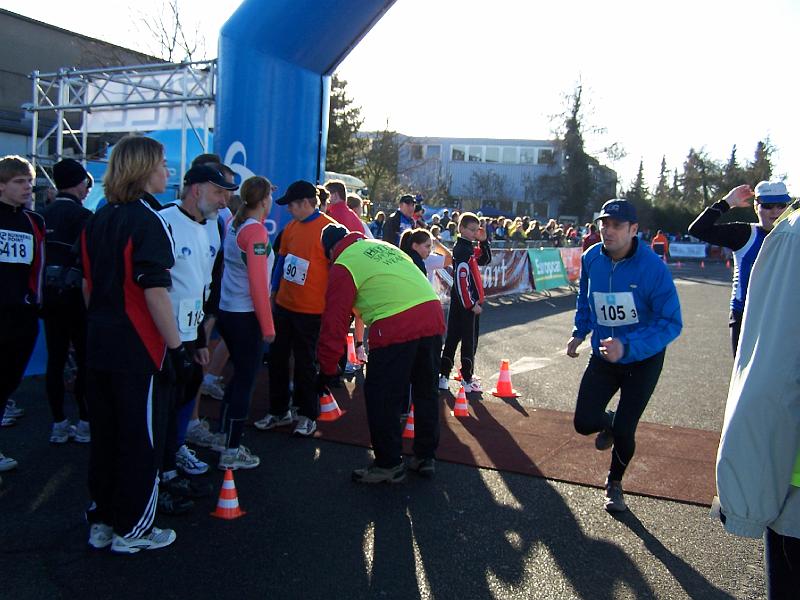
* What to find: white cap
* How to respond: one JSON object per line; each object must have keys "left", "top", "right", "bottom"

{"left": 754, "top": 180, "right": 790, "bottom": 201}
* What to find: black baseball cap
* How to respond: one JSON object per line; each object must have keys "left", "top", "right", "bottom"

{"left": 183, "top": 165, "right": 239, "bottom": 190}
{"left": 275, "top": 180, "right": 318, "bottom": 206}
{"left": 398, "top": 194, "right": 415, "bottom": 205}
{"left": 596, "top": 199, "right": 638, "bottom": 223}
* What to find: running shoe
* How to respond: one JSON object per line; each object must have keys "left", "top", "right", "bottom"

{"left": 157, "top": 490, "right": 194, "bottom": 516}
{"left": 292, "top": 416, "right": 317, "bottom": 437}
{"left": 1, "top": 415, "right": 15, "bottom": 427}
{"left": 4, "top": 399, "right": 24, "bottom": 419}
{"left": 88, "top": 523, "right": 113, "bottom": 549}
{"left": 595, "top": 410, "right": 615, "bottom": 451}
{"left": 199, "top": 377, "right": 225, "bottom": 400}
{"left": 175, "top": 444, "right": 208, "bottom": 475}
{"left": 463, "top": 378, "right": 483, "bottom": 393}
{"left": 0, "top": 452, "right": 18, "bottom": 472}
{"left": 50, "top": 419, "right": 76, "bottom": 444}
{"left": 408, "top": 457, "right": 436, "bottom": 478}
{"left": 185, "top": 419, "right": 217, "bottom": 448}
{"left": 209, "top": 432, "right": 227, "bottom": 453}
{"left": 352, "top": 462, "right": 406, "bottom": 484}
{"left": 218, "top": 445, "right": 260, "bottom": 470}
{"left": 163, "top": 475, "right": 213, "bottom": 498}
{"left": 604, "top": 479, "right": 627, "bottom": 513}
{"left": 438, "top": 376, "right": 449, "bottom": 391}
{"left": 111, "top": 527, "right": 177, "bottom": 554}
{"left": 253, "top": 410, "right": 293, "bottom": 431}
{"left": 74, "top": 420, "right": 91, "bottom": 443}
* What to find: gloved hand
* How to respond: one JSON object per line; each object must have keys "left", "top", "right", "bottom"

{"left": 316, "top": 372, "right": 338, "bottom": 395}
{"left": 167, "top": 344, "right": 192, "bottom": 388}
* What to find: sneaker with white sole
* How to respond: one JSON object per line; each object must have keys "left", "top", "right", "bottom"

{"left": 185, "top": 419, "right": 217, "bottom": 448}
{"left": 352, "top": 462, "right": 406, "bottom": 484}
{"left": 253, "top": 410, "right": 293, "bottom": 431}
{"left": 604, "top": 478, "right": 628, "bottom": 513}
{"left": 0, "top": 452, "right": 18, "bottom": 472}
{"left": 408, "top": 457, "right": 436, "bottom": 478}
{"left": 74, "top": 420, "right": 91, "bottom": 443}
{"left": 292, "top": 416, "right": 317, "bottom": 437}
{"left": 463, "top": 378, "right": 483, "bottom": 393}
{"left": 88, "top": 523, "right": 113, "bottom": 549}
{"left": 163, "top": 475, "right": 213, "bottom": 498}
{"left": 111, "top": 527, "right": 176, "bottom": 554}
{"left": 199, "top": 377, "right": 225, "bottom": 400}
{"left": 50, "top": 419, "right": 76, "bottom": 444}
{"left": 438, "top": 376, "right": 449, "bottom": 390}
{"left": 175, "top": 444, "right": 208, "bottom": 475}
{"left": 1, "top": 415, "right": 15, "bottom": 427}
{"left": 4, "top": 399, "right": 24, "bottom": 419}
{"left": 218, "top": 445, "right": 260, "bottom": 470}
{"left": 595, "top": 410, "right": 615, "bottom": 451}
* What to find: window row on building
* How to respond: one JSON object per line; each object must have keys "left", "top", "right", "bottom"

{"left": 409, "top": 143, "right": 556, "bottom": 166}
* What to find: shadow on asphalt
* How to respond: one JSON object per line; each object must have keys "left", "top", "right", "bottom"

{"left": 481, "top": 291, "right": 577, "bottom": 336}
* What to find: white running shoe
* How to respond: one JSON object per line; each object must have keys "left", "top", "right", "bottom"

{"left": 218, "top": 445, "right": 260, "bottom": 470}
{"left": 0, "top": 452, "right": 18, "bottom": 472}
{"left": 4, "top": 399, "right": 24, "bottom": 419}
{"left": 111, "top": 527, "right": 176, "bottom": 554}
{"left": 185, "top": 419, "right": 217, "bottom": 448}
{"left": 199, "top": 377, "right": 225, "bottom": 400}
{"left": 50, "top": 419, "right": 76, "bottom": 444}
{"left": 74, "top": 420, "right": 91, "bottom": 443}
{"left": 438, "top": 376, "right": 449, "bottom": 391}
{"left": 253, "top": 410, "right": 293, "bottom": 431}
{"left": 88, "top": 523, "right": 113, "bottom": 549}
{"left": 175, "top": 444, "right": 208, "bottom": 475}
{"left": 292, "top": 416, "right": 317, "bottom": 437}
{"left": 1, "top": 415, "right": 15, "bottom": 427}
{"left": 463, "top": 379, "right": 483, "bottom": 393}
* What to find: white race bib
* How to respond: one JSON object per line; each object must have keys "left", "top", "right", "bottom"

{"left": 0, "top": 229, "right": 34, "bottom": 265}
{"left": 593, "top": 291, "right": 639, "bottom": 327}
{"left": 283, "top": 253, "right": 310, "bottom": 285}
{"left": 178, "top": 298, "right": 204, "bottom": 334}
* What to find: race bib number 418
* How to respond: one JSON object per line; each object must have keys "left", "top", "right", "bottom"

{"left": 0, "top": 229, "right": 34, "bottom": 265}
{"left": 593, "top": 291, "right": 639, "bottom": 327}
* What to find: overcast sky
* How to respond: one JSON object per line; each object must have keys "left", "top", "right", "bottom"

{"left": 7, "top": 0, "right": 798, "bottom": 193}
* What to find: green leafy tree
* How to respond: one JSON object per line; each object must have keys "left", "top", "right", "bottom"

{"left": 465, "top": 170, "right": 509, "bottom": 208}
{"left": 359, "top": 125, "right": 400, "bottom": 205}
{"left": 325, "top": 75, "right": 366, "bottom": 174}
{"left": 680, "top": 148, "right": 720, "bottom": 208}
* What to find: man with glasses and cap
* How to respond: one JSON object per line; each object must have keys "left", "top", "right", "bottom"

{"left": 689, "top": 181, "right": 791, "bottom": 355}
{"left": 567, "top": 198, "right": 682, "bottom": 513}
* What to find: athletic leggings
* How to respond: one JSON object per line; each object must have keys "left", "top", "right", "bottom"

{"left": 216, "top": 310, "right": 262, "bottom": 449}
{"left": 0, "top": 307, "right": 39, "bottom": 417}
{"left": 573, "top": 350, "right": 665, "bottom": 481}
{"left": 161, "top": 341, "right": 203, "bottom": 472}
{"left": 765, "top": 528, "right": 800, "bottom": 599}
{"left": 440, "top": 302, "right": 480, "bottom": 382}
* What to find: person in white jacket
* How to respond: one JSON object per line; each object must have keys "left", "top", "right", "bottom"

{"left": 715, "top": 198, "right": 800, "bottom": 599}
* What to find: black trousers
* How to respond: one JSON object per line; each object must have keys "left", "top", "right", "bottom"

{"left": 0, "top": 307, "right": 39, "bottom": 417}
{"left": 765, "top": 528, "right": 800, "bottom": 600}
{"left": 440, "top": 302, "right": 480, "bottom": 381}
{"left": 365, "top": 335, "right": 442, "bottom": 468}
{"left": 42, "top": 290, "right": 88, "bottom": 422}
{"left": 162, "top": 340, "right": 203, "bottom": 472}
{"left": 573, "top": 350, "right": 665, "bottom": 481}
{"left": 86, "top": 368, "right": 168, "bottom": 537}
{"left": 217, "top": 310, "right": 262, "bottom": 449}
{"left": 268, "top": 305, "right": 321, "bottom": 420}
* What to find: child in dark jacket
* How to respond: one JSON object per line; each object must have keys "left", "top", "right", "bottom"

{"left": 439, "top": 212, "right": 491, "bottom": 392}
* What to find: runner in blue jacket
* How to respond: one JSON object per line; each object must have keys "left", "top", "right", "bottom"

{"left": 567, "top": 198, "right": 682, "bottom": 513}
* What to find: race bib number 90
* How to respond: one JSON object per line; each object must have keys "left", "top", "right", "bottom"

{"left": 178, "top": 298, "right": 204, "bottom": 334}
{"left": 0, "top": 229, "right": 34, "bottom": 265}
{"left": 283, "top": 253, "right": 309, "bottom": 285}
{"left": 593, "top": 292, "right": 639, "bottom": 327}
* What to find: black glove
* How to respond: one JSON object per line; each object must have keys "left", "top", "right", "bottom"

{"left": 167, "top": 344, "right": 192, "bottom": 388}
{"left": 316, "top": 372, "right": 338, "bottom": 395}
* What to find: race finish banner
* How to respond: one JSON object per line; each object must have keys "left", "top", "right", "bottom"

{"left": 528, "top": 248, "right": 570, "bottom": 291}
{"left": 669, "top": 243, "right": 707, "bottom": 258}
{"left": 559, "top": 247, "right": 582, "bottom": 283}
{"left": 430, "top": 249, "right": 532, "bottom": 303}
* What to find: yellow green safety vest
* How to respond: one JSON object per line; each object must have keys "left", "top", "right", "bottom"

{"left": 793, "top": 453, "right": 800, "bottom": 487}
{"left": 334, "top": 240, "right": 438, "bottom": 326}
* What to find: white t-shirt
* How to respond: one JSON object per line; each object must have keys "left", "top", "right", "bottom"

{"left": 160, "top": 205, "right": 221, "bottom": 341}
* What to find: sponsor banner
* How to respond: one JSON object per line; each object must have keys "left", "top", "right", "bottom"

{"left": 559, "top": 247, "right": 582, "bottom": 283}
{"left": 431, "top": 249, "right": 532, "bottom": 302}
{"left": 529, "top": 248, "right": 569, "bottom": 291}
{"left": 669, "top": 243, "right": 706, "bottom": 258}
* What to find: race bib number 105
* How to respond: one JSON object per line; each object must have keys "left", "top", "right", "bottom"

{"left": 593, "top": 291, "right": 639, "bottom": 327}
{"left": 0, "top": 229, "right": 34, "bottom": 265}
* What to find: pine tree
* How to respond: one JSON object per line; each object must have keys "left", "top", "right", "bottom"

{"left": 653, "top": 156, "right": 670, "bottom": 203}
{"left": 625, "top": 160, "right": 652, "bottom": 225}
{"left": 325, "top": 75, "right": 366, "bottom": 174}
{"left": 745, "top": 139, "right": 774, "bottom": 185}
{"left": 721, "top": 145, "right": 745, "bottom": 191}
{"left": 560, "top": 85, "right": 594, "bottom": 220}
{"left": 669, "top": 168, "right": 681, "bottom": 202}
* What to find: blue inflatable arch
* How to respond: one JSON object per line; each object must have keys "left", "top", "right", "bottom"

{"left": 215, "top": 0, "right": 397, "bottom": 232}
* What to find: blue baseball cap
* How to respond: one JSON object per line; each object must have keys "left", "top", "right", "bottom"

{"left": 596, "top": 199, "right": 638, "bottom": 223}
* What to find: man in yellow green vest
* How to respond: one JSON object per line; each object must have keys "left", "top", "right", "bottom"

{"left": 317, "top": 224, "right": 445, "bottom": 483}
{"left": 715, "top": 197, "right": 800, "bottom": 598}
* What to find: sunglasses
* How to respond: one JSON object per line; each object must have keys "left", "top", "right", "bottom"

{"left": 758, "top": 202, "right": 788, "bottom": 210}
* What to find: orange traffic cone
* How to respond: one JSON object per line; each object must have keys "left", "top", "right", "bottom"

{"left": 318, "top": 390, "right": 343, "bottom": 421}
{"left": 402, "top": 405, "right": 415, "bottom": 438}
{"left": 453, "top": 385, "right": 469, "bottom": 417}
{"left": 347, "top": 333, "right": 360, "bottom": 365}
{"left": 211, "top": 469, "right": 246, "bottom": 520}
{"left": 491, "top": 359, "right": 520, "bottom": 398}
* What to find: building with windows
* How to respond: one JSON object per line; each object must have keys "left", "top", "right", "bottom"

{"left": 395, "top": 135, "right": 616, "bottom": 220}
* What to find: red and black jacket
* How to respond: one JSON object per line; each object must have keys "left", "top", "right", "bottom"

{"left": 451, "top": 236, "right": 491, "bottom": 310}
{"left": 81, "top": 194, "right": 175, "bottom": 374}
{"left": 0, "top": 201, "right": 46, "bottom": 309}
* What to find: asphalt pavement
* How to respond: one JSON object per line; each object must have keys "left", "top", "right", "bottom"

{"left": 0, "top": 261, "right": 765, "bottom": 600}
